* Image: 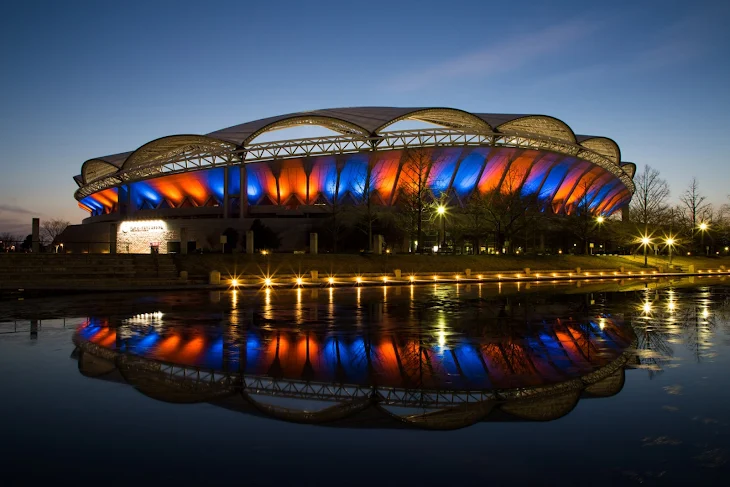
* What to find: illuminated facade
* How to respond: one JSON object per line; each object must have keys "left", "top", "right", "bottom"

{"left": 66, "top": 107, "right": 637, "bottom": 252}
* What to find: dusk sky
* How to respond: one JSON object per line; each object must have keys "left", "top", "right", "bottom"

{"left": 1, "top": 0, "right": 729, "bottom": 235}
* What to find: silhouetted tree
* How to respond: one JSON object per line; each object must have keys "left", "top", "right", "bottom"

{"left": 40, "top": 218, "right": 70, "bottom": 245}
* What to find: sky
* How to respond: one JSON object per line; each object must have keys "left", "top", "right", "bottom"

{"left": 1, "top": 0, "right": 729, "bottom": 235}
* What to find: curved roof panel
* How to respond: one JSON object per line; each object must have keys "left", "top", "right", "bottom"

{"left": 486, "top": 114, "right": 577, "bottom": 143}
{"left": 620, "top": 161, "right": 637, "bottom": 178}
{"left": 207, "top": 107, "right": 430, "bottom": 146}
{"left": 576, "top": 136, "right": 621, "bottom": 164}
{"left": 373, "top": 107, "right": 493, "bottom": 133}
{"left": 122, "top": 135, "right": 237, "bottom": 171}
{"left": 81, "top": 159, "right": 120, "bottom": 184}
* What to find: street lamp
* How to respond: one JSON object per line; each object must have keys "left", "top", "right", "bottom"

{"left": 698, "top": 222, "right": 709, "bottom": 256}
{"left": 639, "top": 235, "right": 651, "bottom": 267}
{"left": 436, "top": 204, "right": 446, "bottom": 251}
{"left": 594, "top": 215, "right": 605, "bottom": 254}
{"left": 665, "top": 236, "right": 676, "bottom": 266}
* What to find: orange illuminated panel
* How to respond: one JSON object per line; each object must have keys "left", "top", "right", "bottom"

{"left": 564, "top": 167, "right": 604, "bottom": 211}
{"left": 551, "top": 162, "right": 590, "bottom": 212}
{"left": 156, "top": 334, "right": 181, "bottom": 361}
{"left": 89, "top": 188, "right": 119, "bottom": 211}
{"left": 144, "top": 172, "right": 211, "bottom": 206}
{"left": 500, "top": 150, "right": 539, "bottom": 194}
{"left": 178, "top": 336, "right": 206, "bottom": 364}
{"left": 375, "top": 340, "right": 406, "bottom": 386}
{"left": 477, "top": 148, "right": 512, "bottom": 193}
{"left": 278, "top": 159, "right": 307, "bottom": 205}
{"left": 371, "top": 150, "right": 401, "bottom": 203}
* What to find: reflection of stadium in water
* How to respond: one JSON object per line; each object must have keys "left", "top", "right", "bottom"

{"left": 73, "top": 286, "right": 637, "bottom": 429}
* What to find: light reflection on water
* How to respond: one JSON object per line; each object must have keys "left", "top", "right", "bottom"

{"left": 67, "top": 279, "right": 730, "bottom": 429}
{"left": 2, "top": 278, "right": 730, "bottom": 484}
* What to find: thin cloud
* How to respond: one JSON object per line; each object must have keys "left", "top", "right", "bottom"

{"left": 385, "top": 19, "right": 602, "bottom": 92}
{"left": 0, "top": 203, "right": 36, "bottom": 215}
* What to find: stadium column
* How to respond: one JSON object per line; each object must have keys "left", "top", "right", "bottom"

{"left": 304, "top": 159, "right": 313, "bottom": 204}
{"left": 239, "top": 164, "right": 248, "bottom": 219}
{"left": 223, "top": 166, "right": 229, "bottom": 219}
{"left": 621, "top": 203, "right": 630, "bottom": 223}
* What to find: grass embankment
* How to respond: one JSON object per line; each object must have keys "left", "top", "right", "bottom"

{"left": 173, "top": 253, "right": 712, "bottom": 280}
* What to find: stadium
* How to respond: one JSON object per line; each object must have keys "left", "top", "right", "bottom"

{"left": 62, "top": 107, "right": 637, "bottom": 254}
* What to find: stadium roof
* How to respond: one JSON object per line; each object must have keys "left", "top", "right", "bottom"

{"left": 75, "top": 106, "right": 634, "bottom": 194}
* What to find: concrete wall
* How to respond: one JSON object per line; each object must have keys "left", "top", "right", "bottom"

{"left": 58, "top": 217, "right": 318, "bottom": 254}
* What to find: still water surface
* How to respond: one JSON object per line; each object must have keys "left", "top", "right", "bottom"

{"left": 1, "top": 278, "right": 729, "bottom": 485}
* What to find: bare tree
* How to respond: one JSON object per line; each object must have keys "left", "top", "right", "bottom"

{"left": 480, "top": 170, "right": 540, "bottom": 254}
{"left": 396, "top": 148, "right": 445, "bottom": 253}
{"left": 351, "top": 160, "right": 388, "bottom": 251}
{"left": 678, "top": 178, "right": 711, "bottom": 251}
{"left": 0, "top": 232, "right": 20, "bottom": 252}
{"left": 40, "top": 219, "right": 70, "bottom": 245}
{"left": 630, "top": 165, "right": 670, "bottom": 228}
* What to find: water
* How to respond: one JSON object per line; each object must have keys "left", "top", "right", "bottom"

{"left": 1, "top": 277, "right": 729, "bottom": 486}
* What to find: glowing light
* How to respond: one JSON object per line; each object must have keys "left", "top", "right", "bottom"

{"left": 382, "top": 276, "right": 388, "bottom": 283}
{"left": 477, "top": 274, "right": 483, "bottom": 279}
{"left": 599, "top": 317, "right": 606, "bottom": 330}
{"left": 699, "top": 222, "right": 709, "bottom": 231}
{"left": 409, "top": 275, "right": 415, "bottom": 282}
{"left": 260, "top": 249, "right": 269, "bottom": 255}
{"left": 642, "top": 301, "right": 652, "bottom": 314}
{"left": 436, "top": 205, "right": 446, "bottom": 215}
{"left": 328, "top": 277, "right": 335, "bottom": 285}
{"left": 385, "top": 249, "right": 391, "bottom": 254}
{"left": 596, "top": 216, "right": 605, "bottom": 224}
{"left": 433, "top": 275, "right": 438, "bottom": 281}
{"left": 264, "top": 278, "right": 272, "bottom": 287}
{"left": 119, "top": 220, "right": 167, "bottom": 233}
{"left": 454, "top": 275, "right": 460, "bottom": 281}
{"left": 497, "top": 274, "right": 502, "bottom": 279}
{"left": 356, "top": 276, "right": 362, "bottom": 284}
{"left": 703, "top": 308, "right": 709, "bottom": 319}
{"left": 666, "top": 237, "right": 675, "bottom": 246}
{"left": 535, "top": 273, "right": 540, "bottom": 278}
{"left": 641, "top": 236, "right": 651, "bottom": 246}
{"left": 230, "top": 278, "right": 240, "bottom": 287}
{"left": 295, "top": 277, "right": 303, "bottom": 286}
{"left": 432, "top": 245, "right": 439, "bottom": 253}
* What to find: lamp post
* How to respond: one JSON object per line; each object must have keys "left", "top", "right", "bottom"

{"left": 437, "top": 204, "right": 446, "bottom": 252}
{"left": 595, "top": 215, "right": 604, "bottom": 254}
{"left": 699, "top": 222, "right": 709, "bottom": 256}
{"left": 640, "top": 235, "right": 651, "bottom": 267}
{"left": 665, "top": 237, "right": 675, "bottom": 266}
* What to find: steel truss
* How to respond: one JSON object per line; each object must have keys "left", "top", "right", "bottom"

{"left": 75, "top": 128, "right": 635, "bottom": 200}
